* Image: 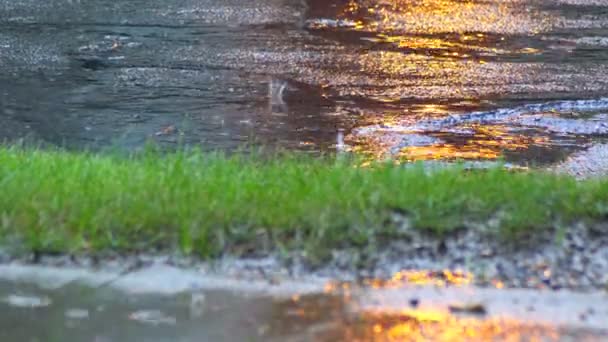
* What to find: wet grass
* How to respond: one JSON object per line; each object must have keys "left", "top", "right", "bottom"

{"left": 0, "top": 147, "right": 607, "bottom": 259}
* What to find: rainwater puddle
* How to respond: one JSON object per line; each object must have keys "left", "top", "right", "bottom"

{"left": 0, "top": 0, "right": 607, "bottom": 166}
{"left": 0, "top": 279, "right": 605, "bottom": 342}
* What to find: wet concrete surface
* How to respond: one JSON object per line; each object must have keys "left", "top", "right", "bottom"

{"left": 0, "top": 263, "right": 607, "bottom": 341}
{"left": 1, "top": 0, "right": 608, "bottom": 168}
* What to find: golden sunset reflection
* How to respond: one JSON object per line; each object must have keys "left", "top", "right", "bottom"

{"left": 334, "top": 310, "right": 562, "bottom": 342}
{"left": 353, "top": 50, "right": 484, "bottom": 95}
{"left": 312, "top": 0, "right": 557, "bottom": 162}
{"left": 400, "top": 145, "right": 502, "bottom": 161}
{"left": 401, "top": 125, "right": 548, "bottom": 161}
{"left": 362, "top": 269, "right": 474, "bottom": 289}
{"left": 284, "top": 269, "right": 588, "bottom": 341}
{"left": 297, "top": 290, "right": 565, "bottom": 341}
{"left": 347, "top": 124, "right": 546, "bottom": 162}
{"left": 338, "top": 0, "right": 550, "bottom": 35}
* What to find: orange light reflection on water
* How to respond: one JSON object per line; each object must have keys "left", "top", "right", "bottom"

{"left": 399, "top": 125, "right": 547, "bottom": 161}
{"left": 362, "top": 269, "right": 474, "bottom": 289}
{"left": 348, "top": 309, "right": 561, "bottom": 342}
{"left": 339, "top": 0, "right": 550, "bottom": 35}
{"left": 303, "top": 269, "right": 573, "bottom": 341}
{"left": 308, "top": 290, "right": 563, "bottom": 341}
{"left": 317, "top": 0, "right": 555, "bottom": 162}
{"left": 347, "top": 124, "right": 547, "bottom": 162}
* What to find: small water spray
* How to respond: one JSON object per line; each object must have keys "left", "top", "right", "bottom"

{"left": 269, "top": 78, "right": 287, "bottom": 106}
{"left": 336, "top": 128, "right": 345, "bottom": 152}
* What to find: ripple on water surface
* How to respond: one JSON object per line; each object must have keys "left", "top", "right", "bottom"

{"left": 1, "top": 0, "right": 608, "bottom": 166}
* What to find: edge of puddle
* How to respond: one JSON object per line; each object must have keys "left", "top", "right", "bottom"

{"left": 0, "top": 262, "right": 328, "bottom": 297}
{"left": 0, "top": 262, "right": 607, "bottom": 332}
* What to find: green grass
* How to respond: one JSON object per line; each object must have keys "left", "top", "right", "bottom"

{"left": 0, "top": 147, "right": 607, "bottom": 259}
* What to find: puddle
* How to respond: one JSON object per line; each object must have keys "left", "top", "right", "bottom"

{"left": 303, "top": 0, "right": 608, "bottom": 164}
{"left": 0, "top": 0, "right": 607, "bottom": 167}
{"left": 0, "top": 261, "right": 605, "bottom": 340}
{"left": 347, "top": 99, "right": 608, "bottom": 162}
{"left": 0, "top": 278, "right": 606, "bottom": 342}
